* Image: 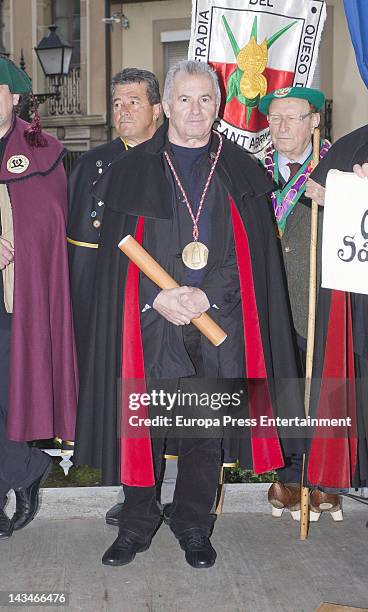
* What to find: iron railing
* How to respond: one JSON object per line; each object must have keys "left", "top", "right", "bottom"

{"left": 63, "top": 150, "right": 83, "bottom": 177}
{"left": 47, "top": 67, "right": 81, "bottom": 116}
{"left": 322, "top": 98, "right": 333, "bottom": 142}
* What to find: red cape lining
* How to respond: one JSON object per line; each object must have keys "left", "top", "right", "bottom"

{"left": 120, "top": 204, "right": 284, "bottom": 486}
{"left": 307, "top": 291, "right": 357, "bottom": 488}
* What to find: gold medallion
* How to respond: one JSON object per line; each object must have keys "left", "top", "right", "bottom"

{"left": 182, "top": 241, "right": 209, "bottom": 270}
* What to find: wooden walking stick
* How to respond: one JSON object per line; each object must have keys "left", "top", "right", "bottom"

{"left": 215, "top": 466, "right": 225, "bottom": 515}
{"left": 300, "top": 127, "right": 321, "bottom": 540}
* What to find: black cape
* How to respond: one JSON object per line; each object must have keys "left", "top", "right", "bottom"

{"left": 74, "top": 124, "right": 305, "bottom": 485}
{"left": 311, "top": 124, "right": 368, "bottom": 486}
{"left": 311, "top": 123, "right": 368, "bottom": 359}
{"left": 67, "top": 138, "right": 127, "bottom": 371}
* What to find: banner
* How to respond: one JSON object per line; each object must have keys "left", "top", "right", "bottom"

{"left": 343, "top": 0, "right": 368, "bottom": 88}
{"left": 322, "top": 170, "right": 368, "bottom": 296}
{"left": 189, "top": 0, "right": 326, "bottom": 155}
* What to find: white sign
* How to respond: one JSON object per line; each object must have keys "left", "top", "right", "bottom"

{"left": 189, "top": 0, "right": 326, "bottom": 155}
{"left": 322, "top": 169, "right": 368, "bottom": 295}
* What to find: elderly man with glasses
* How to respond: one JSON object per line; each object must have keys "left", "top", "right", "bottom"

{"left": 258, "top": 87, "right": 344, "bottom": 523}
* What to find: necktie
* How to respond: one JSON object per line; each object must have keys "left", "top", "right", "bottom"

{"left": 287, "top": 162, "right": 302, "bottom": 180}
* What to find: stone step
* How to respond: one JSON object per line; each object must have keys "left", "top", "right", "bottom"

{"left": 4, "top": 482, "right": 367, "bottom": 520}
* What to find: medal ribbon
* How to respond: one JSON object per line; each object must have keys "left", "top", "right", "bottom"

{"left": 262, "top": 139, "right": 331, "bottom": 235}
{"left": 164, "top": 131, "right": 223, "bottom": 241}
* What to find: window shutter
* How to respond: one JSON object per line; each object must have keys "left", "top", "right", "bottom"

{"left": 164, "top": 40, "right": 189, "bottom": 74}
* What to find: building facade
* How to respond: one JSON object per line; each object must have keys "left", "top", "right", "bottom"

{"left": 0, "top": 0, "right": 367, "bottom": 156}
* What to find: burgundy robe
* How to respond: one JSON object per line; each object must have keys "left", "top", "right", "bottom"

{"left": 2, "top": 117, "right": 77, "bottom": 441}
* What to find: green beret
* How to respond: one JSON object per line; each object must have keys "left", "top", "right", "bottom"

{"left": 0, "top": 57, "right": 32, "bottom": 94}
{"left": 258, "top": 86, "right": 325, "bottom": 115}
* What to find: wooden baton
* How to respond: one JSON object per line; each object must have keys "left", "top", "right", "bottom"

{"left": 118, "top": 234, "right": 228, "bottom": 347}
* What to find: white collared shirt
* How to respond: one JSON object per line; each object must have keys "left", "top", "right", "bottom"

{"left": 278, "top": 143, "right": 312, "bottom": 182}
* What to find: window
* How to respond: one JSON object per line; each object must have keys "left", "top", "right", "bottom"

{"left": 161, "top": 30, "right": 190, "bottom": 75}
{"left": 51, "top": 0, "right": 80, "bottom": 68}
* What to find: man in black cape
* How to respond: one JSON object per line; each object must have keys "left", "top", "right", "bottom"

{"left": 68, "top": 68, "right": 162, "bottom": 526}
{"left": 74, "top": 60, "right": 304, "bottom": 568}
{"left": 307, "top": 124, "right": 368, "bottom": 489}
{"left": 68, "top": 67, "right": 162, "bottom": 375}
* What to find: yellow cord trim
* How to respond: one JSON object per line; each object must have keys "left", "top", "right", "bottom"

{"left": 163, "top": 455, "right": 236, "bottom": 468}
{"left": 67, "top": 237, "right": 99, "bottom": 249}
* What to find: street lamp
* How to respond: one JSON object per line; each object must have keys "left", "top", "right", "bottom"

{"left": 17, "top": 25, "right": 73, "bottom": 122}
{"left": 34, "top": 25, "right": 73, "bottom": 102}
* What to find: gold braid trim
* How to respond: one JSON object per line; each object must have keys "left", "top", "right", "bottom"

{"left": 67, "top": 237, "right": 99, "bottom": 249}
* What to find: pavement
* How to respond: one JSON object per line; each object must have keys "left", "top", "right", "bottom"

{"left": 1, "top": 483, "right": 368, "bottom": 612}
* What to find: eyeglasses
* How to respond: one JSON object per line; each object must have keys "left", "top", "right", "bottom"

{"left": 267, "top": 111, "right": 314, "bottom": 126}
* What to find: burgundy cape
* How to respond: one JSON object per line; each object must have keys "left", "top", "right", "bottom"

{"left": 3, "top": 117, "right": 78, "bottom": 441}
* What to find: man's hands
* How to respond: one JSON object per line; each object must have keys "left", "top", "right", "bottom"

{"left": 305, "top": 178, "right": 326, "bottom": 206}
{"left": 0, "top": 237, "right": 14, "bottom": 270}
{"left": 153, "top": 286, "right": 210, "bottom": 325}
{"left": 353, "top": 162, "right": 368, "bottom": 179}
{"left": 306, "top": 164, "right": 368, "bottom": 207}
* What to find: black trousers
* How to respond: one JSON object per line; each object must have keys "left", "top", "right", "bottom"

{"left": 276, "top": 339, "right": 305, "bottom": 484}
{"left": 118, "top": 327, "right": 222, "bottom": 541}
{"left": 0, "top": 328, "right": 50, "bottom": 508}
{"left": 276, "top": 454, "right": 303, "bottom": 484}
{"left": 353, "top": 353, "right": 368, "bottom": 487}
{"left": 120, "top": 433, "right": 221, "bottom": 541}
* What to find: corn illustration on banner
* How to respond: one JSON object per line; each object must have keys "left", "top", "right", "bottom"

{"left": 189, "top": 0, "right": 326, "bottom": 156}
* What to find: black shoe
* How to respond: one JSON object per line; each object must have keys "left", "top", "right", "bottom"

{"left": 105, "top": 503, "right": 123, "bottom": 526}
{"left": 0, "top": 509, "right": 13, "bottom": 539}
{"left": 102, "top": 532, "right": 151, "bottom": 567}
{"left": 179, "top": 532, "right": 217, "bottom": 568}
{"left": 12, "top": 460, "right": 52, "bottom": 532}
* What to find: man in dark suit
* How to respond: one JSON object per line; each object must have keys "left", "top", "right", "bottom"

{"left": 259, "top": 87, "right": 342, "bottom": 522}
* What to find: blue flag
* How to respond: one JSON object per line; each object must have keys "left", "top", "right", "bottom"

{"left": 343, "top": 0, "right": 368, "bottom": 87}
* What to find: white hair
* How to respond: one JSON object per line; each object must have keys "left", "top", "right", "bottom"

{"left": 163, "top": 60, "right": 221, "bottom": 106}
